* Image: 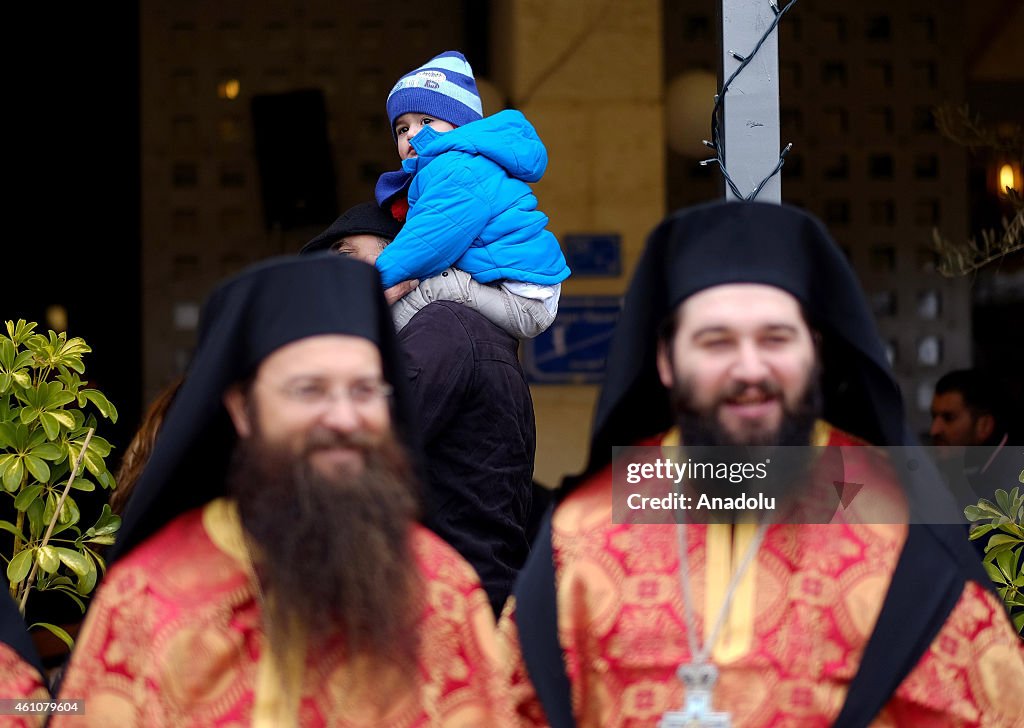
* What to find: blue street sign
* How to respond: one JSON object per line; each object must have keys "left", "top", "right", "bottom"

{"left": 523, "top": 296, "right": 622, "bottom": 384}
{"left": 563, "top": 234, "right": 622, "bottom": 277}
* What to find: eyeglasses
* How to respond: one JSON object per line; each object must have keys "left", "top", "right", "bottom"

{"left": 273, "top": 378, "right": 394, "bottom": 409}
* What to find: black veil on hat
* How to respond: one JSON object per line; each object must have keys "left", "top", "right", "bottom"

{"left": 111, "top": 254, "right": 418, "bottom": 562}
{"left": 1, "top": 580, "right": 46, "bottom": 683}
{"left": 515, "top": 201, "right": 995, "bottom": 728}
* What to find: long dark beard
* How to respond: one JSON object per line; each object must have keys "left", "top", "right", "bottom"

{"left": 227, "top": 427, "right": 421, "bottom": 684}
{"left": 670, "top": 365, "right": 826, "bottom": 521}
{"left": 672, "top": 365, "right": 823, "bottom": 448}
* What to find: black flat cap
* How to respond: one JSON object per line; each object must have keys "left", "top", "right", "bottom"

{"left": 300, "top": 201, "right": 402, "bottom": 254}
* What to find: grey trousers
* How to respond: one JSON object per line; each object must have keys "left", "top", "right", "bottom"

{"left": 391, "top": 267, "right": 556, "bottom": 338}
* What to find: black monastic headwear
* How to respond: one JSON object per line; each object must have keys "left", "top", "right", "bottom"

{"left": 1, "top": 582, "right": 46, "bottom": 685}
{"left": 111, "top": 254, "right": 417, "bottom": 562}
{"left": 515, "top": 201, "right": 994, "bottom": 728}
{"left": 570, "top": 199, "right": 901, "bottom": 492}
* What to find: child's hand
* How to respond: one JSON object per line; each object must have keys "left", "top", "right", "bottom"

{"left": 385, "top": 279, "right": 419, "bottom": 305}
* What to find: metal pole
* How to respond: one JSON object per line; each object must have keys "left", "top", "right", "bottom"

{"left": 720, "top": 0, "right": 782, "bottom": 203}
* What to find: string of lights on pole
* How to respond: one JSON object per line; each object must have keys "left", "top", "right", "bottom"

{"left": 700, "top": 0, "right": 798, "bottom": 201}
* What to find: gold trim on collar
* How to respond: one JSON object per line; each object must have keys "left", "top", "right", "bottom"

{"left": 811, "top": 420, "right": 833, "bottom": 447}
{"left": 202, "top": 497, "right": 248, "bottom": 565}
{"left": 202, "top": 498, "right": 304, "bottom": 728}
{"left": 659, "top": 422, "right": 832, "bottom": 662}
{"left": 705, "top": 522, "right": 758, "bottom": 662}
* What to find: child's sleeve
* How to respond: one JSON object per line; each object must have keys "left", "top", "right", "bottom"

{"left": 375, "top": 160, "right": 491, "bottom": 289}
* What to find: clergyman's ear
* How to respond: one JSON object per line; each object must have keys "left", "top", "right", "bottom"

{"left": 223, "top": 385, "right": 252, "bottom": 438}
{"left": 656, "top": 339, "right": 674, "bottom": 391}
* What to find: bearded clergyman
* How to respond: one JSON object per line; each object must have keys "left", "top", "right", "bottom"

{"left": 499, "top": 201, "right": 1024, "bottom": 727}
{"left": 53, "top": 255, "right": 511, "bottom": 726}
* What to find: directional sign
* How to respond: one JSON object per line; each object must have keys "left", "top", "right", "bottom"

{"left": 523, "top": 297, "right": 621, "bottom": 384}
{"left": 563, "top": 234, "right": 622, "bottom": 277}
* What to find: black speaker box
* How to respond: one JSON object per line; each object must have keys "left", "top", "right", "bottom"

{"left": 251, "top": 89, "right": 338, "bottom": 230}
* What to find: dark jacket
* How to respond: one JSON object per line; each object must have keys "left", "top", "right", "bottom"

{"left": 398, "top": 301, "right": 536, "bottom": 616}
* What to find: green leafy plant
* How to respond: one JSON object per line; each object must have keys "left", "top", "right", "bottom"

{"left": 0, "top": 319, "right": 121, "bottom": 648}
{"left": 965, "top": 474, "right": 1024, "bottom": 636}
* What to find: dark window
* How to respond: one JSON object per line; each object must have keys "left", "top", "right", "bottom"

{"left": 911, "top": 15, "right": 936, "bottom": 42}
{"left": 824, "top": 107, "right": 850, "bottom": 134}
{"left": 780, "top": 107, "right": 803, "bottom": 133}
{"left": 171, "top": 208, "right": 198, "bottom": 235}
{"left": 868, "top": 107, "right": 895, "bottom": 134}
{"left": 916, "top": 247, "right": 939, "bottom": 272}
{"left": 171, "top": 69, "right": 197, "bottom": 98}
{"left": 866, "top": 61, "right": 894, "bottom": 88}
{"left": 781, "top": 61, "right": 803, "bottom": 88}
{"left": 171, "top": 255, "right": 200, "bottom": 281}
{"left": 912, "top": 106, "right": 937, "bottom": 133}
{"left": 357, "top": 29, "right": 382, "bottom": 50}
{"left": 170, "top": 20, "right": 196, "bottom": 49}
{"left": 914, "top": 155, "right": 939, "bottom": 179}
{"left": 869, "top": 290, "right": 897, "bottom": 317}
{"left": 822, "top": 61, "right": 847, "bottom": 87}
{"left": 823, "top": 154, "right": 849, "bottom": 180}
{"left": 171, "top": 115, "right": 197, "bottom": 145}
{"left": 784, "top": 152, "right": 803, "bottom": 180}
{"left": 824, "top": 200, "right": 850, "bottom": 225}
{"left": 822, "top": 15, "right": 846, "bottom": 42}
{"left": 780, "top": 15, "right": 803, "bottom": 43}
{"left": 218, "top": 116, "right": 243, "bottom": 143}
{"left": 220, "top": 165, "right": 245, "bottom": 188}
{"left": 911, "top": 61, "right": 938, "bottom": 89}
{"left": 869, "top": 200, "right": 896, "bottom": 226}
{"left": 866, "top": 15, "right": 891, "bottom": 41}
{"left": 220, "top": 208, "right": 245, "bottom": 234}
{"left": 915, "top": 198, "right": 941, "bottom": 225}
{"left": 172, "top": 163, "right": 198, "bottom": 188}
{"left": 217, "top": 21, "right": 242, "bottom": 49}
{"left": 868, "top": 154, "right": 894, "bottom": 179}
{"left": 869, "top": 245, "right": 896, "bottom": 272}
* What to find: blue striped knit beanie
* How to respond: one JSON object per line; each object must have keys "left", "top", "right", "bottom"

{"left": 386, "top": 51, "right": 483, "bottom": 134}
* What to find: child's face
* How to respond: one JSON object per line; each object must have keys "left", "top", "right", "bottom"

{"left": 393, "top": 113, "right": 455, "bottom": 160}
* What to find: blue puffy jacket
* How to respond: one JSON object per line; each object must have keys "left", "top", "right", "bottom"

{"left": 374, "top": 110, "right": 571, "bottom": 289}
